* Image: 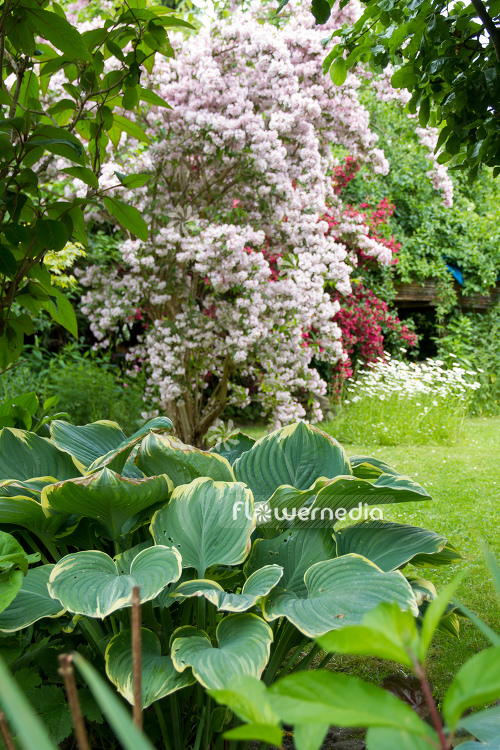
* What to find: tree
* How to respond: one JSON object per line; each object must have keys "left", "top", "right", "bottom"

{"left": 77, "top": 1, "right": 446, "bottom": 445}
{"left": 310, "top": 0, "right": 500, "bottom": 179}
{"left": 0, "top": 0, "right": 192, "bottom": 372}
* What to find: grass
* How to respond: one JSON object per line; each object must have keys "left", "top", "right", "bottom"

{"left": 242, "top": 416, "right": 500, "bottom": 700}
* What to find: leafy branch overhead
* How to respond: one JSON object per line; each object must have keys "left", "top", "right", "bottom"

{"left": 299, "top": 0, "right": 500, "bottom": 178}
{"left": 0, "top": 0, "right": 194, "bottom": 370}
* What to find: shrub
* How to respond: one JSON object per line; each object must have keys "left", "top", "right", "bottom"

{"left": 327, "top": 354, "right": 480, "bottom": 445}
{"left": 74, "top": 1, "right": 448, "bottom": 445}
{"left": 436, "top": 306, "right": 500, "bottom": 416}
{"left": 44, "top": 361, "right": 145, "bottom": 434}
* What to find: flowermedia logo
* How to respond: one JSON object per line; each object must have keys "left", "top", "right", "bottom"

{"left": 231, "top": 499, "right": 384, "bottom": 527}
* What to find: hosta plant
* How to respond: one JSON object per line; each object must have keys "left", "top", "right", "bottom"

{"left": 0, "top": 418, "right": 461, "bottom": 748}
{"left": 211, "top": 552, "right": 500, "bottom": 750}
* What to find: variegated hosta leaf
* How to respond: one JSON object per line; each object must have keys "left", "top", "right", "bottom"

{"left": 51, "top": 417, "right": 173, "bottom": 476}
{"left": 0, "top": 477, "right": 54, "bottom": 500}
{"left": 48, "top": 547, "right": 182, "bottom": 618}
{"left": 172, "top": 565, "right": 283, "bottom": 612}
{"left": 150, "top": 477, "right": 254, "bottom": 577}
{"left": 0, "top": 428, "right": 81, "bottom": 482}
{"left": 86, "top": 418, "right": 174, "bottom": 477}
{"left": 136, "top": 433, "right": 235, "bottom": 484}
{"left": 42, "top": 468, "right": 172, "bottom": 539}
{"left": 244, "top": 529, "right": 337, "bottom": 596}
{"left": 233, "top": 422, "right": 351, "bottom": 503}
{"left": 411, "top": 542, "right": 462, "bottom": 568}
{"left": 106, "top": 628, "right": 195, "bottom": 708}
{"left": 50, "top": 420, "right": 127, "bottom": 470}
{"left": 407, "top": 577, "right": 438, "bottom": 606}
{"left": 171, "top": 613, "right": 273, "bottom": 689}
{"left": 335, "top": 522, "right": 454, "bottom": 572}
{"left": 264, "top": 473, "right": 430, "bottom": 531}
{"left": 262, "top": 554, "right": 419, "bottom": 637}
{"left": 0, "top": 494, "right": 70, "bottom": 544}
{"left": 0, "top": 565, "right": 66, "bottom": 631}
{"left": 210, "top": 433, "right": 256, "bottom": 465}
{"left": 349, "top": 456, "right": 400, "bottom": 481}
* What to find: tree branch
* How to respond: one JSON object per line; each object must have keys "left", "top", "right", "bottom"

{"left": 470, "top": 0, "right": 500, "bottom": 62}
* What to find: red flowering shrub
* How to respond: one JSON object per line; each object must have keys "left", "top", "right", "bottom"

{"left": 326, "top": 157, "right": 418, "bottom": 391}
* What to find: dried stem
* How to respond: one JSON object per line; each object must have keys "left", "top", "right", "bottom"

{"left": 58, "top": 654, "right": 90, "bottom": 750}
{"left": 132, "top": 585, "right": 143, "bottom": 730}
{"left": 0, "top": 712, "right": 16, "bottom": 750}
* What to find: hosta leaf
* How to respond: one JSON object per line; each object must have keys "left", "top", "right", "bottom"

{"left": 0, "top": 477, "right": 58, "bottom": 500}
{"left": 171, "top": 613, "right": 273, "bottom": 689}
{"left": 50, "top": 420, "right": 127, "bottom": 469}
{"left": 335, "top": 522, "right": 452, "bottom": 571}
{"left": 211, "top": 433, "right": 256, "bottom": 465}
{"left": 262, "top": 554, "right": 418, "bottom": 637}
{"left": 42, "top": 468, "right": 172, "bottom": 539}
{"left": 233, "top": 422, "right": 351, "bottom": 503}
{"left": 234, "top": 422, "right": 351, "bottom": 502}
{"left": 244, "top": 529, "right": 336, "bottom": 596}
{"left": 150, "top": 477, "right": 254, "bottom": 577}
{"left": 0, "top": 494, "right": 69, "bottom": 543}
{"left": 317, "top": 601, "right": 419, "bottom": 669}
{"left": 268, "top": 671, "right": 430, "bottom": 735}
{"left": 172, "top": 565, "right": 283, "bottom": 612}
{"left": 0, "top": 569, "right": 23, "bottom": 613}
{"left": 349, "top": 455, "right": 400, "bottom": 480}
{"left": 48, "top": 546, "right": 182, "bottom": 618}
{"left": 136, "top": 433, "right": 234, "bottom": 483}
{"left": 459, "top": 705, "right": 500, "bottom": 743}
{"left": 0, "top": 566, "right": 65, "bottom": 631}
{"left": 411, "top": 542, "right": 462, "bottom": 568}
{"left": 0, "top": 428, "right": 80, "bottom": 482}
{"left": 106, "top": 628, "right": 195, "bottom": 708}
{"left": 265, "top": 474, "right": 429, "bottom": 531}
{"left": 443, "top": 646, "right": 500, "bottom": 729}
{"left": 86, "top": 417, "right": 173, "bottom": 476}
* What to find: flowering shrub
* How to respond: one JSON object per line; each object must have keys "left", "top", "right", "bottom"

{"left": 327, "top": 353, "right": 481, "bottom": 445}
{"left": 69, "top": 1, "right": 452, "bottom": 444}
{"left": 325, "top": 159, "right": 418, "bottom": 388}
{"left": 331, "top": 282, "right": 418, "bottom": 386}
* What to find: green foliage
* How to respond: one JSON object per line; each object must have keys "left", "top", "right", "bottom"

{"left": 0, "top": 0, "right": 192, "bottom": 370}
{"left": 0, "top": 529, "right": 37, "bottom": 613}
{"left": 320, "top": 0, "right": 500, "bottom": 177}
{"left": 436, "top": 305, "right": 500, "bottom": 415}
{"left": 0, "top": 344, "right": 148, "bottom": 433}
{"left": 342, "top": 91, "right": 500, "bottom": 299}
{"left": 211, "top": 555, "right": 500, "bottom": 750}
{"left": 0, "top": 417, "right": 461, "bottom": 748}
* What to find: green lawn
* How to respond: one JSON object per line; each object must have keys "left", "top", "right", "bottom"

{"left": 244, "top": 416, "right": 500, "bottom": 699}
